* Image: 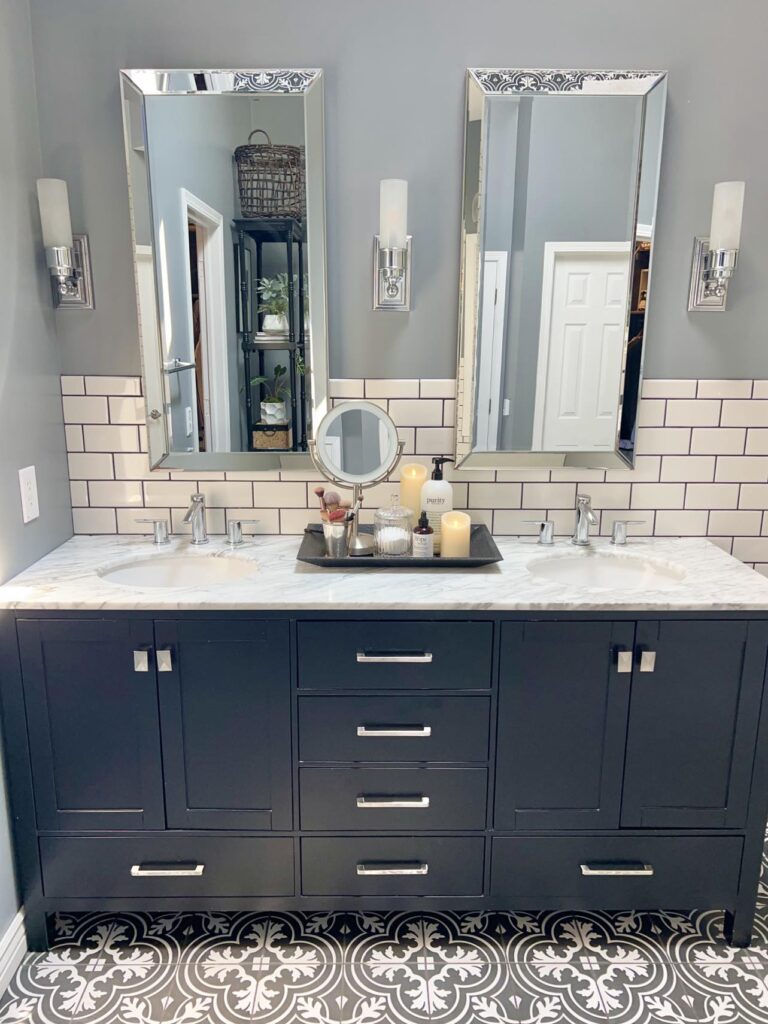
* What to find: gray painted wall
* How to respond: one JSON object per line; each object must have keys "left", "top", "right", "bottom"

{"left": 27, "top": 0, "right": 768, "bottom": 380}
{"left": 0, "top": 0, "right": 73, "bottom": 934}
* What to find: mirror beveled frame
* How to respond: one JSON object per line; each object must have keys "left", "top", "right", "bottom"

{"left": 455, "top": 68, "right": 668, "bottom": 471}
{"left": 119, "top": 68, "right": 329, "bottom": 471}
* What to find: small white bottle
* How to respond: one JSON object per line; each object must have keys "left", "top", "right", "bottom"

{"left": 420, "top": 457, "right": 454, "bottom": 554}
{"left": 412, "top": 511, "right": 434, "bottom": 558}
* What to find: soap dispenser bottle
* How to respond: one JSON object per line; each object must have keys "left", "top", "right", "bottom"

{"left": 421, "top": 456, "right": 454, "bottom": 554}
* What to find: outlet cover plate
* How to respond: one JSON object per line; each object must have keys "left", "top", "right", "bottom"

{"left": 19, "top": 466, "right": 39, "bottom": 523}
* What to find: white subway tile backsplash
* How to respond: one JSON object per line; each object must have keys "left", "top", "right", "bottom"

{"left": 83, "top": 424, "right": 140, "bottom": 453}
{"left": 654, "top": 509, "right": 709, "bottom": 536}
{"left": 642, "top": 379, "right": 697, "bottom": 399}
{"left": 62, "top": 395, "right": 109, "bottom": 424}
{"left": 88, "top": 480, "right": 143, "bottom": 507}
{"left": 665, "top": 399, "right": 720, "bottom": 427}
{"left": 721, "top": 400, "right": 768, "bottom": 427}
{"left": 60, "top": 374, "right": 768, "bottom": 567}
{"left": 365, "top": 379, "right": 420, "bottom": 399}
{"left": 108, "top": 396, "right": 146, "bottom": 424}
{"left": 690, "top": 428, "right": 746, "bottom": 455}
{"left": 85, "top": 375, "right": 141, "bottom": 396}
{"left": 659, "top": 456, "right": 715, "bottom": 482}
{"left": 68, "top": 452, "right": 114, "bottom": 480}
{"left": 61, "top": 375, "right": 85, "bottom": 395}
{"left": 389, "top": 399, "right": 443, "bottom": 426}
{"left": 697, "top": 380, "right": 753, "bottom": 399}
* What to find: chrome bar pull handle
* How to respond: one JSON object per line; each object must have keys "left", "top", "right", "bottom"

{"left": 616, "top": 649, "right": 633, "bottom": 674}
{"left": 639, "top": 649, "right": 657, "bottom": 673}
{"left": 357, "top": 725, "right": 431, "bottom": 738}
{"left": 131, "top": 863, "right": 204, "bottom": 877}
{"left": 356, "top": 862, "right": 429, "bottom": 876}
{"left": 356, "top": 795, "right": 430, "bottom": 809}
{"left": 356, "top": 652, "right": 433, "bottom": 664}
{"left": 156, "top": 649, "right": 173, "bottom": 673}
{"left": 580, "top": 863, "right": 654, "bottom": 877}
{"left": 133, "top": 650, "right": 149, "bottom": 673}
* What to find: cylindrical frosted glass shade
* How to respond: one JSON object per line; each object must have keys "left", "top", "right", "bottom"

{"left": 379, "top": 179, "right": 408, "bottom": 249}
{"left": 36, "top": 178, "right": 73, "bottom": 249}
{"left": 709, "top": 181, "right": 745, "bottom": 251}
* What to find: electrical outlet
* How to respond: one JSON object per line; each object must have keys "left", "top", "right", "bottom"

{"left": 185, "top": 406, "right": 194, "bottom": 437}
{"left": 502, "top": 399, "right": 510, "bottom": 416}
{"left": 19, "top": 466, "right": 40, "bottom": 523}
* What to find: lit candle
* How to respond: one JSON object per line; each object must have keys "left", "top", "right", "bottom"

{"left": 709, "top": 181, "right": 746, "bottom": 251}
{"left": 441, "top": 511, "right": 471, "bottom": 558}
{"left": 399, "top": 462, "right": 427, "bottom": 522}
{"left": 379, "top": 179, "right": 408, "bottom": 249}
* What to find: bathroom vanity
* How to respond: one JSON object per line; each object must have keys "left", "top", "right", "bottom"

{"left": 2, "top": 535, "right": 768, "bottom": 949}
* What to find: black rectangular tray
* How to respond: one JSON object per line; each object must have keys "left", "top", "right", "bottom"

{"left": 297, "top": 523, "right": 503, "bottom": 568}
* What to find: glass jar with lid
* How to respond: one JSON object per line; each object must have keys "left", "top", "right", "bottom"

{"left": 374, "top": 497, "right": 414, "bottom": 557}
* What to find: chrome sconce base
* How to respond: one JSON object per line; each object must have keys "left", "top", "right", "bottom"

{"left": 45, "top": 234, "right": 94, "bottom": 309}
{"left": 688, "top": 237, "right": 738, "bottom": 312}
{"left": 373, "top": 235, "right": 412, "bottom": 311}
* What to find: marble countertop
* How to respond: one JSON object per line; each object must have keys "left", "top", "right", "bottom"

{"left": 1, "top": 533, "right": 768, "bottom": 612}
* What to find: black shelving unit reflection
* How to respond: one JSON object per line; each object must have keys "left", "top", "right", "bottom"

{"left": 234, "top": 217, "right": 307, "bottom": 452}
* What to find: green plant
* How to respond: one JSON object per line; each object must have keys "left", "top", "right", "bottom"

{"left": 251, "top": 364, "right": 290, "bottom": 403}
{"left": 257, "top": 273, "right": 290, "bottom": 317}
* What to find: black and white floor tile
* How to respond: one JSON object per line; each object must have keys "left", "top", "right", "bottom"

{"left": 2, "top": 842, "right": 768, "bottom": 1024}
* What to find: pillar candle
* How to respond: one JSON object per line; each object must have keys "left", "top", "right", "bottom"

{"left": 441, "top": 511, "right": 471, "bottom": 558}
{"left": 399, "top": 463, "right": 428, "bottom": 522}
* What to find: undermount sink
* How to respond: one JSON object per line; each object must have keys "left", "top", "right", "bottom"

{"left": 99, "top": 554, "right": 257, "bottom": 589}
{"left": 527, "top": 549, "right": 686, "bottom": 592}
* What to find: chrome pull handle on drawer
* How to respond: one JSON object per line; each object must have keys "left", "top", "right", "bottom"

{"left": 639, "top": 649, "right": 657, "bottom": 673}
{"left": 133, "top": 650, "right": 149, "bottom": 673}
{"left": 356, "top": 651, "right": 433, "bottom": 664}
{"left": 130, "top": 863, "right": 204, "bottom": 877}
{"left": 356, "top": 861, "right": 429, "bottom": 876}
{"left": 580, "top": 862, "right": 654, "bottom": 877}
{"left": 615, "top": 649, "right": 632, "bottom": 674}
{"left": 357, "top": 725, "right": 432, "bottom": 738}
{"left": 156, "top": 649, "right": 173, "bottom": 673}
{"left": 356, "top": 795, "right": 430, "bottom": 809}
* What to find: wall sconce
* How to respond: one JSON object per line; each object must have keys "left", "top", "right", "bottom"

{"left": 373, "top": 178, "right": 411, "bottom": 311}
{"left": 36, "top": 178, "right": 94, "bottom": 309}
{"left": 688, "top": 180, "right": 745, "bottom": 312}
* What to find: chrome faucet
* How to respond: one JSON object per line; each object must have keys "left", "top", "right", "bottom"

{"left": 183, "top": 493, "right": 209, "bottom": 545}
{"left": 572, "top": 493, "right": 597, "bottom": 547}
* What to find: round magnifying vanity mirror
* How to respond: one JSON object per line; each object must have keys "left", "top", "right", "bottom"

{"left": 310, "top": 401, "right": 403, "bottom": 554}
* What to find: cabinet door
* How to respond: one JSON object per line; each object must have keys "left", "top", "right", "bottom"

{"left": 495, "top": 621, "right": 634, "bottom": 829}
{"left": 156, "top": 620, "right": 292, "bottom": 829}
{"left": 621, "top": 621, "right": 767, "bottom": 828}
{"left": 18, "top": 618, "right": 165, "bottom": 830}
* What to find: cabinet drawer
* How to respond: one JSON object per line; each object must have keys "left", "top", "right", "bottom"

{"left": 297, "top": 621, "right": 493, "bottom": 689}
{"left": 300, "top": 767, "right": 488, "bottom": 830}
{"left": 491, "top": 836, "right": 743, "bottom": 908}
{"left": 302, "top": 837, "right": 485, "bottom": 895}
{"left": 299, "top": 696, "right": 491, "bottom": 763}
{"left": 40, "top": 836, "right": 294, "bottom": 898}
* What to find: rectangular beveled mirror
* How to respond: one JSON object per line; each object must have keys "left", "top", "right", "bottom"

{"left": 120, "top": 69, "right": 328, "bottom": 470}
{"left": 456, "top": 68, "right": 667, "bottom": 470}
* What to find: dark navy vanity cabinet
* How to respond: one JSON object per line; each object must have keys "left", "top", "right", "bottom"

{"left": 2, "top": 610, "right": 768, "bottom": 950}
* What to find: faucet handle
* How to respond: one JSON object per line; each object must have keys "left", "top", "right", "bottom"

{"left": 226, "top": 519, "right": 261, "bottom": 547}
{"left": 610, "top": 519, "right": 645, "bottom": 546}
{"left": 136, "top": 518, "right": 170, "bottom": 545}
{"left": 524, "top": 520, "right": 555, "bottom": 545}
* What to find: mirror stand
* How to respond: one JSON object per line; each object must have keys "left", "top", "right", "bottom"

{"left": 309, "top": 439, "right": 405, "bottom": 556}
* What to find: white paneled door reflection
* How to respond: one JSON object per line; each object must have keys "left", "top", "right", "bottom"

{"left": 533, "top": 243, "right": 630, "bottom": 451}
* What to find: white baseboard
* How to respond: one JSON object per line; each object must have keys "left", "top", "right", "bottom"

{"left": 0, "top": 911, "right": 27, "bottom": 995}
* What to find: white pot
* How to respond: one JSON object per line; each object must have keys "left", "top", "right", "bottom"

{"left": 261, "top": 400, "right": 287, "bottom": 424}
{"left": 262, "top": 313, "right": 288, "bottom": 335}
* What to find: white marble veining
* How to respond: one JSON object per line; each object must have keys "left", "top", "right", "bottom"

{"left": 2, "top": 533, "right": 768, "bottom": 611}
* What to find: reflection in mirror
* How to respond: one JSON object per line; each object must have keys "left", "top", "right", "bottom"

{"left": 313, "top": 401, "right": 402, "bottom": 485}
{"left": 120, "top": 69, "right": 328, "bottom": 470}
{"left": 456, "top": 70, "right": 667, "bottom": 470}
